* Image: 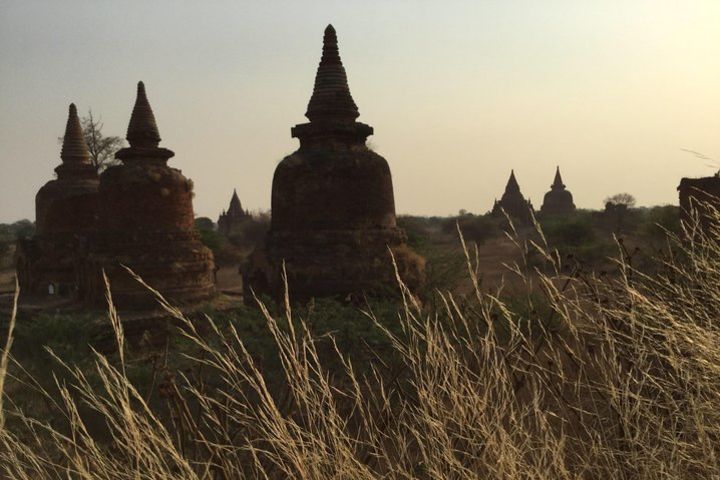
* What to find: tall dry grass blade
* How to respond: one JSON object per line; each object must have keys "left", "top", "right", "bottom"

{"left": 0, "top": 276, "right": 19, "bottom": 430}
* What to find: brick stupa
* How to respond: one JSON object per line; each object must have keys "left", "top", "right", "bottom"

{"left": 540, "top": 167, "right": 576, "bottom": 215}
{"left": 80, "top": 82, "right": 215, "bottom": 308}
{"left": 244, "top": 25, "right": 425, "bottom": 301}
{"left": 16, "top": 104, "right": 100, "bottom": 295}
{"left": 491, "top": 170, "right": 534, "bottom": 223}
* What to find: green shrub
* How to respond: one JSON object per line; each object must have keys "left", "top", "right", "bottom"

{"left": 541, "top": 213, "right": 596, "bottom": 248}
{"left": 444, "top": 213, "right": 502, "bottom": 245}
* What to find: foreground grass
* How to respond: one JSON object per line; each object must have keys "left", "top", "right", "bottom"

{"left": 0, "top": 216, "right": 719, "bottom": 478}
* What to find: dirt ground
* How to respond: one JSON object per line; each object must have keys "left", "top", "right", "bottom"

{"left": 215, "top": 264, "right": 243, "bottom": 294}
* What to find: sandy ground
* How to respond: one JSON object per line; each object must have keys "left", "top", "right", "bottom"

{"left": 215, "top": 264, "right": 243, "bottom": 294}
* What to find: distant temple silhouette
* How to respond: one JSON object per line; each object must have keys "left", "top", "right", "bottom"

{"left": 217, "top": 189, "right": 251, "bottom": 236}
{"left": 16, "top": 104, "right": 100, "bottom": 295}
{"left": 244, "top": 25, "right": 425, "bottom": 301}
{"left": 80, "top": 82, "right": 215, "bottom": 308}
{"left": 678, "top": 174, "right": 720, "bottom": 236}
{"left": 540, "top": 167, "right": 576, "bottom": 215}
{"left": 492, "top": 170, "right": 534, "bottom": 223}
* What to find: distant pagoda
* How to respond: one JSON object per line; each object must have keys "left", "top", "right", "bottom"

{"left": 491, "top": 170, "right": 534, "bottom": 223}
{"left": 16, "top": 104, "right": 100, "bottom": 295}
{"left": 80, "top": 82, "right": 215, "bottom": 308}
{"left": 244, "top": 25, "right": 425, "bottom": 301}
{"left": 540, "top": 167, "right": 576, "bottom": 215}
{"left": 217, "top": 189, "right": 251, "bottom": 236}
{"left": 678, "top": 174, "right": 720, "bottom": 236}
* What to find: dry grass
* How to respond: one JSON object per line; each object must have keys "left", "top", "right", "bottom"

{"left": 1, "top": 213, "right": 720, "bottom": 479}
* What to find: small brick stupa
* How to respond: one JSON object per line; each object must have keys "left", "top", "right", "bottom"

{"left": 16, "top": 104, "right": 99, "bottom": 295}
{"left": 244, "top": 25, "right": 425, "bottom": 301}
{"left": 491, "top": 170, "right": 534, "bottom": 223}
{"left": 80, "top": 82, "right": 215, "bottom": 308}
{"left": 540, "top": 167, "right": 576, "bottom": 215}
{"left": 678, "top": 174, "right": 720, "bottom": 235}
{"left": 218, "top": 189, "right": 251, "bottom": 236}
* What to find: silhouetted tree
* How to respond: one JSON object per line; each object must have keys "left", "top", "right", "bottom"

{"left": 81, "top": 110, "right": 125, "bottom": 172}
{"left": 60, "top": 110, "right": 125, "bottom": 173}
{"left": 604, "top": 193, "right": 636, "bottom": 209}
{"left": 604, "top": 193, "right": 636, "bottom": 233}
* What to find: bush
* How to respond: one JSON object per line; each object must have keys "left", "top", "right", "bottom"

{"left": 639, "top": 205, "right": 681, "bottom": 239}
{"left": 541, "top": 212, "right": 596, "bottom": 247}
{"left": 443, "top": 213, "right": 502, "bottom": 245}
{"left": 397, "top": 215, "right": 446, "bottom": 249}
{"left": 194, "top": 217, "right": 215, "bottom": 232}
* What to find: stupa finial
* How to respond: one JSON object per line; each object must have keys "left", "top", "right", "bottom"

{"left": 126, "top": 81, "right": 161, "bottom": 148}
{"left": 305, "top": 25, "right": 359, "bottom": 122}
{"left": 60, "top": 103, "right": 91, "bottom": 164}
{"left": 552, "top": 166, "right": 565, "bottom": 189}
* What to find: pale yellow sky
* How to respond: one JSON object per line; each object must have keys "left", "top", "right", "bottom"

{"left": 1, "top": 0, "right": 719, "bottom": 222}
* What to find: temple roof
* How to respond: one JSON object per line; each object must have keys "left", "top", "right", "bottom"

{"left": 60, "top": 104, "right": 91, "bottom": 164}
{"left": 305, "top": 24, "right": 359, "bottom": 123}
{"left": 126, "top": 81, "right": 161, "bottom": 148}
{"left": 504, "top": 170, "right": 521, "bottom": 195}
{"left": 228, "top": 188, "right": 243, "bottom": 216}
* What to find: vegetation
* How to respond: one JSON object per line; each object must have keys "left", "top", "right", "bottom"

{"left": 604, "top": 192, "right": 637, "bottom": 208}
{"left": 1, "top": 203, "right": 720, "bottom": 478}
{"left": 193, "top": 214, "right": 270, "bottom": 266}
{"left": 79, "top": 110, "right": 125, "bottom": 172}
{"left": 0, "top": 221, "right": 34, "bottom": 269}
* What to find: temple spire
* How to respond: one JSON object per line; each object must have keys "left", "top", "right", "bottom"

{"left": 505, "top": 170, "right": 521, "bottom": 194}
{"left": 228, "top": 189, "right": 242, "bottom": 215}
{"left": 60, "top": 103, "right": 90, "bottom": 164}
{"left": 305, "top": 24, "right": 359, "bottom": 122}
{"left": 552, "top": 166, "right": 565, "bottom": 189}
{"left": 126, "top": 81, "right": 161, "bottom": 148}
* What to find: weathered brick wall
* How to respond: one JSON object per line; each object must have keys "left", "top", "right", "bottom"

{"left": 678, "top": 176, "right": 720, "bottom": 235}
{"left": 83, "top": 163, "right": 215, "bottom": 309}
{"left": 271, "top": 147, "right": 397, "bottom": 231}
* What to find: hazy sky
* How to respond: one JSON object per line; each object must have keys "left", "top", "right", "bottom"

{"left": 1, "top": 0, "right": 719, "bottom": 223}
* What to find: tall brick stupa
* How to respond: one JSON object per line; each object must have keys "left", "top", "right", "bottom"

{"left": 244, "top": 25, "right": 425, "bottom": 301}
{"left": 16, "top": 104, "right": 100, "bottom": 295}
{"left": 540, "top": 167, "right": 576, "bottom": 215}
{"left": 80, "top": 82, "right": 215, "bottom": 308}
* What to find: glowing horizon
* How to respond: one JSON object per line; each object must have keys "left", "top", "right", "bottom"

{"left": 1, "top": 0, "right": 719, "bottom": 223}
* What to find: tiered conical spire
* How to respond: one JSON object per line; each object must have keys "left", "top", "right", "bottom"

{"left": 305, "top": 25, "right": 359, "bottom": 122}
{"left": 551, "top": 166, "right": 565, "bottom": 189}
{"left": 126, "top": 81, "right": 161, "bottom": 148}
{"left": 60, "top": 104, "right": 91, "bottom": 164}
{"left": 505, "top": 170, "right": 521, "bottom": 194}
{"left": 228, "top": 188, "right": 242, "bottom": 215}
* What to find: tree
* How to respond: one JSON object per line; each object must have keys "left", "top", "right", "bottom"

{"left": 604, "top": 193, "right": 636, "bottom": 209}
{"left": 59, "top": 110, "right": 125, "bottom": 173}
{"left": 194, "top": 217, "right": 216, "bottom": 232}
{"left": 81, "top": 110, "right": 125, "bottom": 172}
{"left": 603, "top": 193, "right": 636, "bottom": 233}
{"left": 9, "top": 219, "right": 35, "bottom": 239}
